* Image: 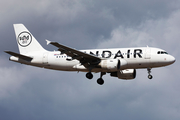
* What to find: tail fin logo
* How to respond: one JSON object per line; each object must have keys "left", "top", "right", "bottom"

{"left": 18, "top": 32, "right": 32, "bottom": 47}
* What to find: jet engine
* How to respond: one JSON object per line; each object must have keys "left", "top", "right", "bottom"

{"left": 99, "top": 59, "right": 120, "bottom": 71}
{"left": 110, "top": 69, "right": 136, "bottom": 80}
{"left": 99, "top": 59, "right": 128, "bottom": 71}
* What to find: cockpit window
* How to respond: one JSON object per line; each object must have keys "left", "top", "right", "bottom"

{"left": 163, "top": 52, "right": 168, "bottom": 54}
{"left": 157, "top": 51, "right": 168, "bottom": 54}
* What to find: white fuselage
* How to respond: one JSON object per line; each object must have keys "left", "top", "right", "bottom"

{"left": 10, "top": 47, "right": 175, "bottom": 73}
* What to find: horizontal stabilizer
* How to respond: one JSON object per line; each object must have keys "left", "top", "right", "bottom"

{"left": 5, "top": 51, "right": 33, "bottom": 61}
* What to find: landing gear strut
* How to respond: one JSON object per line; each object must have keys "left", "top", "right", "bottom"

{"left": 97, "top": 72, "right": 106, "bottom": 85}
{"left": 147, "top": 68, "right": 153, "bottom": 79}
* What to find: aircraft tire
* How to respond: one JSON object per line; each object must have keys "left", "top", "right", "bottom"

{"left": 97, "top": 78, "right": 104, "bottom": 85}
{"left": 86, "top": 72, "right": 93, "bottom": 79}
{"left": 148, "top": 75, "right": 153, "bottom": 79}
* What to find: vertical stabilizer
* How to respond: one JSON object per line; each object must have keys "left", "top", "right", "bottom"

{"left": 14, "top": 24, "right": 46, "bottom": 54}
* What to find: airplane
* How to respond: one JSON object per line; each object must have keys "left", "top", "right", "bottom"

{"left": 5, "top": 24, "right": 176, "bottom": 85}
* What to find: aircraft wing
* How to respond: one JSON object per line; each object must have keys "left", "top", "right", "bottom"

{"left": 5, "top": 51, "right": 33, "bottom": 61}
{"left": 46, "top": 40, "right": 101, "bottom": 65}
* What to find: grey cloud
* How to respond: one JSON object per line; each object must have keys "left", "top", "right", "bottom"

{"left": 1, "top": 0, "right": 179, "bottom": 51}
{"left": 97, "top": 9, "right": 180, "bottom": 53}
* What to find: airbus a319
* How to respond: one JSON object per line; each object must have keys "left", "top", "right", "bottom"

{"left": 5, "top": 24, "right": 175, "bottom": 85}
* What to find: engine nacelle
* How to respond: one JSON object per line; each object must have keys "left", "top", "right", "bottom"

{"left": 99, "top": 59, "right": 120, "bottom": 71}
{"left": 110, "top": 69, "right": 136, "bottom": 80}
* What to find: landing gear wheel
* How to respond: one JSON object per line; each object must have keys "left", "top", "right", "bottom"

{"left": 97, "top": 78, "right": 104, "bottom": 85}
{"left": 147, "top": 68, "right": 153, "bottom": 79}
{"left": 148, "top": 75, "right": 153, "bottom": 79}
{"left": 86, "top": 72, "right": 93, "bottom": 79}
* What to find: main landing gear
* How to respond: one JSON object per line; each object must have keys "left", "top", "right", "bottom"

{"left": 97, "top": 72, "right": 106, "bottom": 85}
{"left": 147, "top": 68, "right": 153, "bottom": 79}
{"left": 86, "top": 72, "right": 106, "bottom": 85}
{"left": 86, "top": 72, "right": 93, "bottom": 79}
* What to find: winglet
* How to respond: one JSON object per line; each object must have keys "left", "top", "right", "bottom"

{"left": 46, "top": 39, "right": 51, "bottom": 45}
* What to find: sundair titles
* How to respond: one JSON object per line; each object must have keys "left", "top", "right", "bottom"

{"left": 89, "top": 49, "right": 142, "bottom": 59}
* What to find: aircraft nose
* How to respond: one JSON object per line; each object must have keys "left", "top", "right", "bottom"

{"left": 168, "top": 55, "right": 176, "bottom": 64}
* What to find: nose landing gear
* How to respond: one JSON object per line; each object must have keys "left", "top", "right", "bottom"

{"left": 147, "top": 68, "right": 153, "bottom": 79}
{"left": 148, "top": 74, "right": 153, "bottom": 79}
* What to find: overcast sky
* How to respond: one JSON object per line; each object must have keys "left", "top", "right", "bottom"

{"left": 0, "top": 0, "right": 180, "bottom": 120}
